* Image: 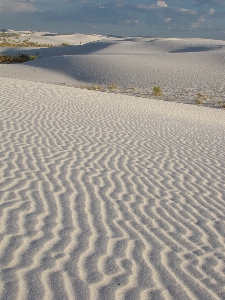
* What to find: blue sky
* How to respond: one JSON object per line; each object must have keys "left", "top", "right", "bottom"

{"left": 0, "top": 1, "right": 225, "bottom": 39}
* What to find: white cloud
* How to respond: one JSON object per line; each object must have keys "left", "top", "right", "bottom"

{"left": 175, "top": 8, "right": 197, "bottom": 14}
{"left": 123, "top": 19, "right": 139, "bottom": 24}
{"left": 190, "top": 17, "right": 206, "bottom": 29}
{"left": 137, "top": 1, "right": 168, "bottom": 10}
{"left": 198, "top": 17, "right": 205, "bottom": 23}
{"left": 190, "top": 22, "right": 200, "bottom": 28}
{"left": 157, "top": 1, "right": 167, "bottom": 8}
{"left": 0, "top": 0, "right": 39, "bottom": 12}
{"left": 209, "top": 8, "right": 215, "bottom": 14}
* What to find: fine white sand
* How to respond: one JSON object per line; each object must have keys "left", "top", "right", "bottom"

{"left": 1, "top": 33, "right": 225, "bottom": 106}
{"left": 0, "top": 32, "right": 225, "bottom": 299}
{"left": 1, "top": 30, "right": 107, "bottom": 45}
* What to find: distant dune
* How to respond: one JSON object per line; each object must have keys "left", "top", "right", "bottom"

{"left": 1, "top": 30, "right": 225, "bottom": 107}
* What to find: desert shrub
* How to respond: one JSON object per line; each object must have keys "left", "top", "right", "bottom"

{"left": 195, "top": 92, "right": 208, "bottom": 104}
{"left": 218, "top": 101, "right": 225, "bottom": 108}
{"left": 0, "top": 53, "right": 36, "bottom": 63}
{"left": 14, "top": 54, "right": 30, "bottom": 62}
{"left": 196, "top": 93, "right": 208, "bottom": 99}
{"left": 0, "top": 55, "right": 13, "bottom": 62}
{"left": 152, "top": 86, "right": 162, "bottom": 96}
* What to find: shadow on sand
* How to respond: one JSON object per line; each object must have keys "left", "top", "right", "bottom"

{"left": 0, "top": 41, "right": 114, "bottom": 84}
{"left": 170, "top": 45, "right": 223, "bottom": 53}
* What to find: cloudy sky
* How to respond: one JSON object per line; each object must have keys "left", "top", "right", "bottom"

{"left": 0, "top": 0, "right": 225, "bottom": 39}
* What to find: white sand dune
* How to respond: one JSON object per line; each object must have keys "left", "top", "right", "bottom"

{"left": 1, "top": 36, "right": 225, "bottom": 105}
{"left": 1, "top": 30, "right": 107, "bottom": 45}
{"left": 0, "top": 32, "right": 225, "bottom": 299}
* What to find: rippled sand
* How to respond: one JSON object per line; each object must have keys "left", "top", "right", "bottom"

{"left": 0, "top": 76, "right": 225, "bottom": 299}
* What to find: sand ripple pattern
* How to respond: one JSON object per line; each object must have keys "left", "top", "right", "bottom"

{"left": 0, "top": 78, "right": 225, "bottom": 300}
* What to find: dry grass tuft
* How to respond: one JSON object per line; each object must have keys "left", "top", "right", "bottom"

{"left": 195, "top": 92, "right": 208, "bottom": 104}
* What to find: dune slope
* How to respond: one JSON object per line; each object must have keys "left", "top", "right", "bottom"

{"left": 1, "top": 37, "right": 225, "bottom": 106}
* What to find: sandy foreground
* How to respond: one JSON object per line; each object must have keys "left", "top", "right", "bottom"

{"left": 0, "top": 31, "right": 225, "bottom": 299}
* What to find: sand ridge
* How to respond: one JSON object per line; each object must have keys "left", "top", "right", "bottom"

{"left": 0, "top": 76, "right": 225, "bottom": 299}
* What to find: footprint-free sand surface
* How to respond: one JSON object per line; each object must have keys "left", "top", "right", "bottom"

{"left": 0, "top": 31, "right": 225, "bottom": 299}
{"left": 1, "top": 31, "right": 225, "bottom": 106}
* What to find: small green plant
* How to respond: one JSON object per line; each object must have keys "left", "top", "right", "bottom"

{"left": 108, "top": 84, "right": 117, "bottom": 91}
{"left": 29, "top": 55, "right": 37, "bottom": 60}
{"left": 152, "top": 86, "right": 162, "bottom": 96}
{"left": 62, "top": 43, "right": 69, "bottom": 46}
